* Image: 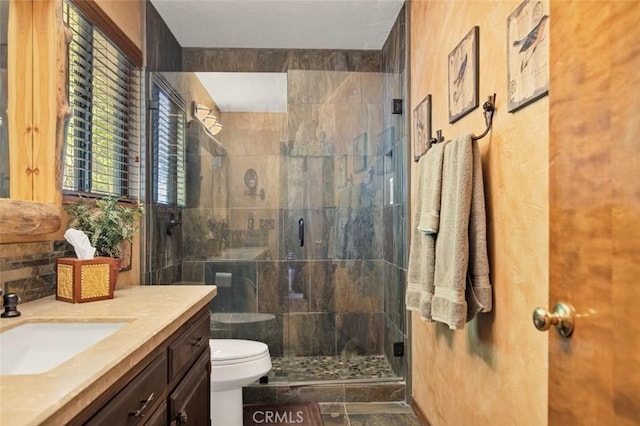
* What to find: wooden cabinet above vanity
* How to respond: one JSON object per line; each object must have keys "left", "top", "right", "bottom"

{"left": 0, "top": 285, "right": 217, "bottom": 426}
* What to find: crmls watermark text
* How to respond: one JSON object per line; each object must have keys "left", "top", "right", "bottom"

{"left": 252, "top": 409, "right": 305, "bottom": 424}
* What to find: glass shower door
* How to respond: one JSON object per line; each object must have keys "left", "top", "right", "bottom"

{"left": 280, "top": 70, "right": 403, "bottom": 383}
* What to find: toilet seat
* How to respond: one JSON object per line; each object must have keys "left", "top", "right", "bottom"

{"left": 210, "top": 339, "right": 270, "bottom": 366}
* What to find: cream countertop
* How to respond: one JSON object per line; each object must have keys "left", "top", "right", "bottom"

{"left": 0, "top": 285, "right": 217, "bottom": 426}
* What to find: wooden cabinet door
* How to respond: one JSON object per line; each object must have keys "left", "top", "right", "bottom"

{"left": 169, "top": 348, "right": 211, "bottom": 426}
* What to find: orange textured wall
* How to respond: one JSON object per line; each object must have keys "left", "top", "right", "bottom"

{"left": 409, "top": 1, "right": 548, "bottom": 424}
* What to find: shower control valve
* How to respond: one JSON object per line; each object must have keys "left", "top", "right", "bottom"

{"left": 166, "top": 213, "right": 182, "bottom": 235}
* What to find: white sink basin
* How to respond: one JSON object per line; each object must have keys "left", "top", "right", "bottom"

{"left": 0, "top": 322, "right": 126, "bottom": 375}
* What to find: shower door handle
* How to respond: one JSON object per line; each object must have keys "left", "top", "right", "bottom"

{"left": 298, "top": 218, "right": 304, "bottom": 247}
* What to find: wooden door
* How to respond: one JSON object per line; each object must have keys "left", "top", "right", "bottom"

{"left": 548, "top": 1, "right": 640, "bottom": 424}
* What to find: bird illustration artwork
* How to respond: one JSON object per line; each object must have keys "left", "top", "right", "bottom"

{"left": 513, "top": 14, "right": 549, "bottom": 72}
{"left": 415, "top": 113, "right": 424, "bottom": 136}
{"left": 452, "top": 53, "right": 468, "bottom": 104}
{"left": 415, "top": 109, "right": 425, "bottom": 148}
{"left": 453, "top": 53, "right": 468, "bottom": 87}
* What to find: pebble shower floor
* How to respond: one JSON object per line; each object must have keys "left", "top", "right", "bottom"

{"left": 267, "top": 355, "right": 399, "bottom": 384}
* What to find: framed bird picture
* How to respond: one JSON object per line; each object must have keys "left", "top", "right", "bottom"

{"left": 448, "top": 26, "right": 479, "bottom": 123}
{"left": 507, "top": 0, "right": 550, "bottom": 112}
{"left": 413, "top": 94, "right": 431, "bottom": 162}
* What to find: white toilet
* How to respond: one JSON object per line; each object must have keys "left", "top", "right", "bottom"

{"left": 209, "top": 339, "right": 272, "bottom": 426}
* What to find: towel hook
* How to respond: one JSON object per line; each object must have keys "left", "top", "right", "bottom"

{"left": 431, "top": 129, "right": 445, "bottom": 146}
{"left": 471, "top": 93, "right": 496, "bottom": 141}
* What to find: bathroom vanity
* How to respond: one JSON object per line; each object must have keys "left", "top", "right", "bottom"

{"left": 0, "top": 285, "right": 216, "bottom": 425}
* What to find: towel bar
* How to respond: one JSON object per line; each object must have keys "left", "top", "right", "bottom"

{"left": 414, "top": 93, "right": 497, "bottom": 162}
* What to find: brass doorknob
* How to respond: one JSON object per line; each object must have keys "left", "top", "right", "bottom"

{"left": 532, "top": 302, "right": 575, "bottom": 337}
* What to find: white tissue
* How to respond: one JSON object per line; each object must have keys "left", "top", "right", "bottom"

{"left": 64, "top": 228, "right": 96, "bottom": 260}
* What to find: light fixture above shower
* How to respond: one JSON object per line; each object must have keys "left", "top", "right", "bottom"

{"left": 192, "top": 102, "right": 223, "bottom": 137}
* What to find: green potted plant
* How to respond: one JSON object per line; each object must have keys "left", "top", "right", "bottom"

{"left": 64, "top": 196, "right": 144, "bottom": 259}
{"left": 58, "top": 197, "right": 143, "bottom": 301}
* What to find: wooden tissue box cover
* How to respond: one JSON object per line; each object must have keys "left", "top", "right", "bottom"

{"left": 56, "top": 257, "right": 115, "bottom": 303}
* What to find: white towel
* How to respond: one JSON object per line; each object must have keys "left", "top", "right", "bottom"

{"left": 431, "top": 134, "right": 492, "bottom": 329}
{"left": 417, "top": 142, "right": 447, "bottom": 234}
{"left": 406, "top": 142, "right": 447, "bottom": 320}
{"left": 467, "top": 139, "right": 492, "bottom": 315}
{"left": 431, "top": 134, "right": 473, "bottom": 329}
{"left": 406, "top": 154, "right": 430, "bottom": 316}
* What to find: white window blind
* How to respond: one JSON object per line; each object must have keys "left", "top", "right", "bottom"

{"left": 62, "top": 1, "right": 139, "bottom": 198}
{"left": 151, "top": 78, "right": 185, "bottom": 207}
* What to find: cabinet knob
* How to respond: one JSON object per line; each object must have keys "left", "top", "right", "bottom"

{"left": 178, "top": 410, "right": 188, "bottom": 424}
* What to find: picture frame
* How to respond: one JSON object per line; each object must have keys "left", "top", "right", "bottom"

{"left": 119, "top": 239, "right": 133, "bottom": 271}
{"left": 413, "top": 94, "right": 431, "bottom": 162}
{"left": 353, "top": 132, "right": 367, "bottom": 173}
{"left": 507, "top": 0, "right": 550, "bottom": 112}
{"left": 448, "top": 26, "right": 479, "bottom": 123}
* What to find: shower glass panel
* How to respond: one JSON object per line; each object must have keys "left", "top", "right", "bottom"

{"left": 279, "top": 70, "right": 401, "bottom": 384}
{"left": 150, "top": 70, "right": 405, "bottom": 386}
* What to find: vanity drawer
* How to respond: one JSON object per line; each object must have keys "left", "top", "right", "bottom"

{"left": 168, "top": 310, "right": 209, "bottom": 380}
{"left": 86, "top": 353, "right": 167, "bottom": 426}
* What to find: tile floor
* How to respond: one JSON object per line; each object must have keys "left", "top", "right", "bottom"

{"left": 319, "top": 402, "right": 422, "bottom": 426}
{"left": 246, "top": 355, "right": 419, "bottom": 424}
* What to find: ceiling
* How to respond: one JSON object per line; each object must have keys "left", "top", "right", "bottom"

{"left": 195, "top": 72, "right": 288, "bottom": 112}
{"left": 150, "top": 0, "right": 404, "bottom": 112}
{"left": 149, "top": 0, "right": 405, "bottom": 50}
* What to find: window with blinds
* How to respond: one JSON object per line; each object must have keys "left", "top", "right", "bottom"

{"left": 62, "top": 1, "right": 139, "bottom": 198}
{"left": 151, "top": 78, "right": 186, "bottom": 207}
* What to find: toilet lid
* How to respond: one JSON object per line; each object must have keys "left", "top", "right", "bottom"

{"left": 210, "top": 339, "right": 270, "bottom": 365}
